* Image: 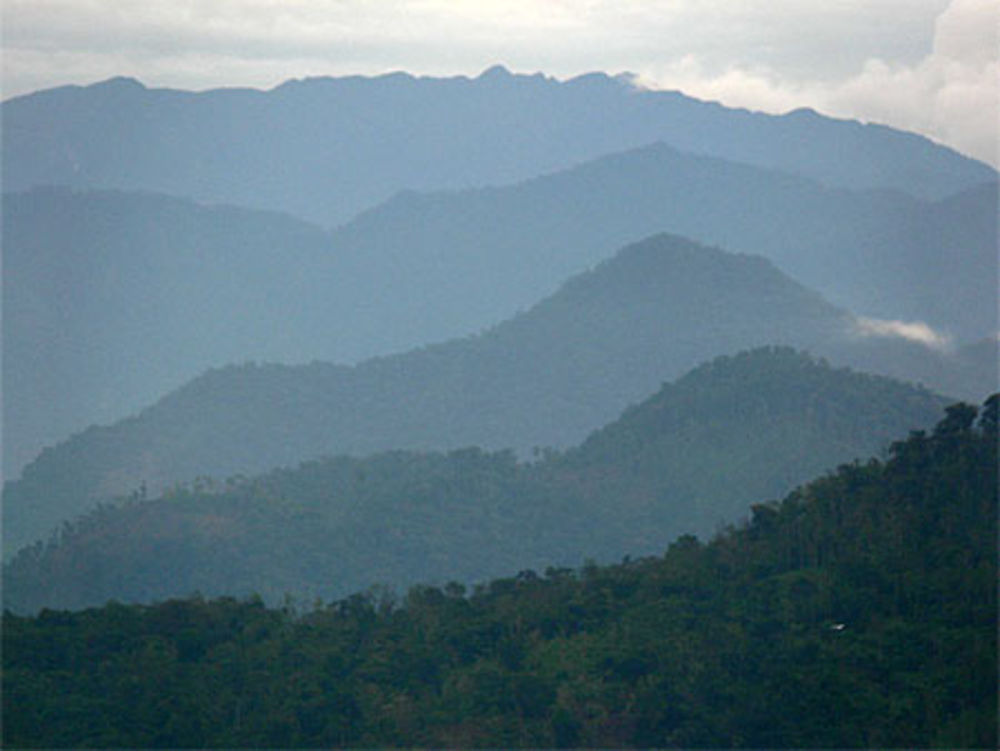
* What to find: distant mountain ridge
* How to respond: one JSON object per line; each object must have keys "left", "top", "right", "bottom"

{"left": 5, "top": 145, "right": 995, "bottom": 477}
{"left": 2, "top": 234, "right": 970, "bottom": 556}
{"left": 2, "top": 347, "right": 949, "bottom": 613}
{"left": 330, "top": 143, "right": 997, "bottom": 347}
{"left": 2, "top": 187, "right": 333, "bottom": 478}
{"left": 4, "top": 68, "right": 993, "bottom": 226}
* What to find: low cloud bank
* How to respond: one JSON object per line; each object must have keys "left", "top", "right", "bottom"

{"left": 854, "top": 317, "right": 953, "bottom": 351}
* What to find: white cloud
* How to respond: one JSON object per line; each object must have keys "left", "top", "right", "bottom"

{"left": 825, "top": 0, "right": 998, "bottom": 165}
{"left": 854, "top": 317, "right": 953, "bottom": 351}
{"left": 637, "top": 0, "right": 998, "bottom": 165}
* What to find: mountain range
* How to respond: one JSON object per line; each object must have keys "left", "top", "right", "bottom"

{"left": 330, "top": 142, "right": 997, "bottom": 346}
{"left": 5, "top": 233, "right": 973, "bottom": 559}
{"left": 5, "top": 142, "right": 996, "bottom": 478}
{"left": 4, "top": 68, "right": 993, "bottom": 227}
{"left": 2, "top": 70, "right": 997, "bottom": 608}
{"left": 2, "top": 347, "right": 949, "bottom": 613}
{"left": 3, "top": 69, "right": 997, "bottom": 748}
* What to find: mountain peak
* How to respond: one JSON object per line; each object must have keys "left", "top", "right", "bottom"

{"left": 88, "top": 76, "right": 146, "bottom": 92}
{"left": 565, "top": 71, "right": 619, "bottom": 88}
{"left": 478, "top": 64, "right": 513, "bottom": 80}
{"left": 557, "top": 233, "right": 790, "bottom": 304}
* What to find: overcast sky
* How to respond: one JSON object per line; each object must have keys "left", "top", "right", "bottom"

{"left": 2, "top": 0, "right": 997, "bottom": 165}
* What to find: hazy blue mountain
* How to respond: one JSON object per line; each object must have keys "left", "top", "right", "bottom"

{"left": 2, "top": 348, "right": 948, "bottom": 613}
{"left": 2, "top": 188, "right": 334, "bottom": 478}
{"left": 330, "top": 144, "right": 998, "bottom": 348}
{"left": 3, "top": 233, "right": 979, "bottom": 557}
{"left": 3, "top": 69, "right": 993, "bottom": 226}
{"left": 5, "top": 146, "right": 994, "bottom": 479}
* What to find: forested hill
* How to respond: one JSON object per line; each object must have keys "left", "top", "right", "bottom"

{"left": 556, "top": 347, "right": 952, "bottom": 520}
{"left": 6, "top": 232, "right": 946, "bottom": 556}
{"left": 3, "top": 348, "right": 948, "bottom": 613}
{"left": 4, "top": 69, "right": 992, "bottom": 226}
{"left": 4, "top": 396, "right": 995, "bottom": 748}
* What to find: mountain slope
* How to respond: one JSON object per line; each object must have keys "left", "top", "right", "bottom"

{"left": 5, "top": 230, "right": 988, "bottom": 556}
{"left": 2, "top": 348, "right": 949, "bottom": 613}
{"left": 554, "top": 347, "right": 953, "bottom": 537}
{"left": 331, "top": 143, "right": 998, "bottom": 347}
{"left": 5, "top": 149, "right": 995, "bottom": 480}
{"left": 4, "top": 398, "right": 994, "bottom": 748}
{"left": 3, "top": 69, "right": 993, "bottom": 227}
{"left": 6, "top": 233, "right": 866, "bottom": 554}
{"left": 1, "top": 188, "right": 334, "bottom": 477}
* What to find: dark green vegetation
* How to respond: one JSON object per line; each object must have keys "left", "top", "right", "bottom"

{"left": 3, "top": 348, "right": 948, "bottom": 612}
{"left": 4, "top": 397, "right": 995, "bottom": 748}
{"left": 5, "top": 69, "right": 991, "bottom": 226}
{"left": 9, "top": 229, "right": 974, "bottom": 554}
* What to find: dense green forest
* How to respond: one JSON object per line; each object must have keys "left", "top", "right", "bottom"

{"left": 3, "top": 348, "right": 948, "bottom": 612}
{"left": 4, "top": 396, "right": 995, "bottom": 748}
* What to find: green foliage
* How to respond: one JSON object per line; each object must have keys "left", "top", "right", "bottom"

{"left": 4, "top": 398, "right": 996, "bottom": 748}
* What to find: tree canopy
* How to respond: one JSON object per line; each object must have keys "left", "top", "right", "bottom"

{"left": 4, "top": 396, "right": 995, "bottom": 748}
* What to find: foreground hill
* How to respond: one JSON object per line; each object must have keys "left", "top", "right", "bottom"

{"left": 4, "top": 69, "right": 993, "bottom": 226}
{"left": 2, "top": 348, "right": 948, "bottom": 612}
{"left": 9, "top": 231, "right": 972, "bottom": 554}
{"left": 4, "top": 397, "right": 995, "bottom": 748}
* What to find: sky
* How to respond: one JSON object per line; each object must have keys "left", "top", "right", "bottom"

{"left": 2, "top": 0, "right": 997, "bottom": 166}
